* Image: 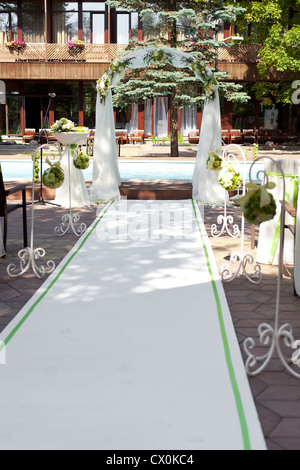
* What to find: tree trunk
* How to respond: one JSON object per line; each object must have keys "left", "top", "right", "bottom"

{"left": 170, "top": 90, "right": 179, "bottom": 158}
{"left": 169, "top": 0, "right": 179, "bottom": 158}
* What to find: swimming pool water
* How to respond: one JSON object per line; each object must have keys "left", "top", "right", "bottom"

{"left": 0, "top": 160, "right": 264, "bottom": 182}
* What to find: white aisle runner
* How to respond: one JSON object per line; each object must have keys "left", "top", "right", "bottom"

{"left": 0, "top": 200, "right": 266, "bottom": 450}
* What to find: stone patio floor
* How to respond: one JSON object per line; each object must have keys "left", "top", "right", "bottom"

{"left": 0, "top": 200, "right": 300, "bottom": 451}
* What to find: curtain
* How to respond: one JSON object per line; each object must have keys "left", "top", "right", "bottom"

{"left": 125, "top": 104, "right": 138, "bottom": 134}
{"left": 153, "top": 97, "right": 168, "bottom": 137}
{"left": 181, "top": 105, "right": 197, "bottom": 137}
{"left": 144, "top": 99, "right": 152, "bottom": 135}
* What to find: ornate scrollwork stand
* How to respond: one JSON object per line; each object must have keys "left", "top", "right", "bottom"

{"left": 7, "top": 145, "right": 56, "bottom": 279}
{"left": 219, "top": 145, "right": 262, "bottom": 284}
{"left": 53, "top": 132, "right": 88, "bottom": 237}
{"left": 243, "top": 157, "right": 300, "bottom": 378}
{"left": 211, "top": 144, "right": 242, "bottom": 239}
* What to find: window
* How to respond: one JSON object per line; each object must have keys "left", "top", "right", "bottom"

{"left": 116, "top": 9, "right": 129, "bottom": 44}
{"left": 82, "top": 2, "right": 106, "bottom": 44}
{"left": 52, "top": 2, "right": 79, "bottom": 43}
{"left": 0, "top": 2, "right": 17, "bottom": 44}
{"left": 22, "top": 0, "right": 45, "bottom": 43}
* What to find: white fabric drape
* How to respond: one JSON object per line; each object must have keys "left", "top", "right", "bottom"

{"left": 0, "top": 222, "right": 4, "bottom": 257}
{"left": 256, "top": 159, "right": 300, "bottom": 266}
{"left": 54, "top": 147, "right": 91, "bottom": 208}
{"left": 92, "top": 47, "right": 224, "bottom": 204}
{"left": 192, "top": 89, "right": 226, "bottom": 204}
{"left": 144, "top": 99, "right": 152, "bottom": 135}
{"left": 294, "top": 167, "right": 300, "bottom": 296}
{"left": 153, "top": 97, "right": 168, "bottom": 137}
{"left": 181, "top": 105, "right": 197, "bottom": 137}
{"left": 125, "top": 104, "right": 138, "bottom": 134}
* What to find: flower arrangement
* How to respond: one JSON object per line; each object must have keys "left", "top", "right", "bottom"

{"left": 50, "top": 118, "right": 76, "bottom": 133}
{"left": 67, "top": 39, "right": 85, "bottom": 51}
{"left": 203, "top": 77, "right": 218, "bottom": 102}
{"left": 76, "top": 126, "right": 89, "bottom": 133}
{"left": 206, "top": 151, "right": 223, "bottom": 171}
{"left": 190, "top": 59, "right": 207, "bottom": 77}
{"left": 42, "top": 158, "right": 64, "bottom": 189}
{"left": 73, "top": 151, "right": 90, "bottom": 170}
{"left": 218, "top": 164, "right": 242, "bottom": 191}
{"left": 96, "top": 72, "right": 112, "bottom": 103}
{"left": 5, "top": 40, "right": 26, "bottom": 51}
{"left": 235, "top": 182, "right": 277, "bottom": 225}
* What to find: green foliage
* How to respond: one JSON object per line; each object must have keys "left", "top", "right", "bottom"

{"left": 107, "top": 0, "right": 250, "bottom": 111}
{"left": 235, "top": 0, "right": 300, "bottom": 80}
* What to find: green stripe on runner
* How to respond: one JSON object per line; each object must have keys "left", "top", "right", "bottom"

{"left": 0, "top": 200, "right": 115, "bottom": 351}
{"left": 191, "top": 199, "right": 251, "bottom": 451}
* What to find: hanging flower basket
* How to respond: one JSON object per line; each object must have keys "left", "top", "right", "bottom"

{"left": 73, "top": 151, "right": 90, "bottom": 170}
{"left": 218, "top": 165, "right": 242, "bottom": 191}
{"left": 42, "top": 158, "right": 65, "bottom": 189}
{"left": 206, "top": 151, "right": 223, "bottom": 172}
{"left": 235, "top": 182, "right": 277, "bottom": 225}
{"left": 67, "top": 39, "right": 85, "bottom": 52}
{"left": 5, "top": 40, "right": 27, "bottom": 52}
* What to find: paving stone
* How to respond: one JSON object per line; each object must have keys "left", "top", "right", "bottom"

{"left": 270, "top": 419, "right": 300, "bottom": 438}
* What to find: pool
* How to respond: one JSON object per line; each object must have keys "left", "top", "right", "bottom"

{"left": 0, "top": 159, "right": 264, "bottom": 182}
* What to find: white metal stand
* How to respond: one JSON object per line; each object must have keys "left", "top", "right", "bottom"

{"left": 7, "top": 145, "right": 56, "bottom": 279}
{"left": 53, "top": 132, "right": 88, "bottom": 237}
{"left": 219, "top": 144, "right": 262, "bottom": 284}
{"left": 243, "top": 157, "right": 300, "bottom": 378}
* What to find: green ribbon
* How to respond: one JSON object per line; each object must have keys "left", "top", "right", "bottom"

{"left": 266, "top": 171, "right": 299, "bottom": 264}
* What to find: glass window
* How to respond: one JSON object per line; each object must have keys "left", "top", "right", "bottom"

{"left": 7, "top": 95, "right": 22, "bottom": 135}
{"left": 53, "top": 11, "right": 78, "bottom": 42}
{"left": 52, "top": 1, "right": 78, "bottom": 12}
{"left": 22, "top": 0, "right": 44, "bottom": 11}
{"left": 23, "top": 12, "right": 45, "bottom": 43}
{"left": 53, "top": 82, "right": 79, "bottom": 124}
{"left": 0, "top": 2, "right": 17, "bottom": 11}
{"left": 117, "top": 14, "right": 129, "bottom": 44}
{"left": 131, "top": 12, "right": 138, "bottom": 40}
{"left": 83, "top": 82, "right": 96, "bottom": 129}
{"left": 92, "top": 13, "right": 105, "bottom": 43}
{"left": 0, "top": 11, "right": 17, "bottom": 43}
{"left": 83, "top": 2, "right": 105, "bottom": 12}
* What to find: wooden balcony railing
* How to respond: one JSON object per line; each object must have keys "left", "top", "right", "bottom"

{"left": 0, "top": 43, "right": 263, "bottom": 64}
{"left": 0, "top": 43, "right": 126, "bottom": 63}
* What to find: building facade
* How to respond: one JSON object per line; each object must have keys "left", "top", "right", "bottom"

{"left": 0, "top": 0, "right": 298, "bottom": 139}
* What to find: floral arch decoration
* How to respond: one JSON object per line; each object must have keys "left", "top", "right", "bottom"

{"left": 90, "top": 47, "right": 224, "bottom": 205}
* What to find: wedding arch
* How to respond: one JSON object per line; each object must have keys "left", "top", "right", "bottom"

{"left": 90, "top": 47, "right": 226, "bottom": 204}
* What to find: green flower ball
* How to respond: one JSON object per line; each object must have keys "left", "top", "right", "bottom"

{"left": 243, "top": 191, "right": 277, "bottom": 225}
{"left": 73, "top": 152, "right": 90, "bottom": 170}
{"left": 42, "top": 166, "right": 64, "bottom": 189}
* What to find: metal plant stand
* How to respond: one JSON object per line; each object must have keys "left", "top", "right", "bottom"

{"left": 243, "top": 157, "right": 300, "bottom": 378}
{"left": 7, "top": 146, "right": 56, "bottom": 279}
{"left": 53, "top": 132, "right": 88, "bottom": 237}
{"left": 211, "top": 145, "right": 241, "bottom": 239}
{"left": 220, "top": 144, "right": 262, "bottom": 284}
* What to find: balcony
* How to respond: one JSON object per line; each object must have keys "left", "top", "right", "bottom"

{"left": 0, "top": 43, "right": 126, "bottom": 63}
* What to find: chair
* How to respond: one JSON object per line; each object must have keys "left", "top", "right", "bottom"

{"left": 115, "top": 129, "right": 129, "bottom": 144}
{"left": 130, "top": 130, "right": 145, "bottom": 145}
{"left": 188, "top": 130, "right": 200, "bottom": 144}
{"left": 229, "top": 129, "right": 242, "bottom": 144}
{"left": 242, "top": 129, "right": 255, "bottom": 144}
{"left": 0, "top": 163, "right": 28, "bottom": 256}
{"left": 221, "top": 129, "right": 230, "bottom": 144}
{"left": 23, "top": 128, "right": 36, "bottom": 144}
{"left": 86, "top": 129, "right": 95, "bottom": 156}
